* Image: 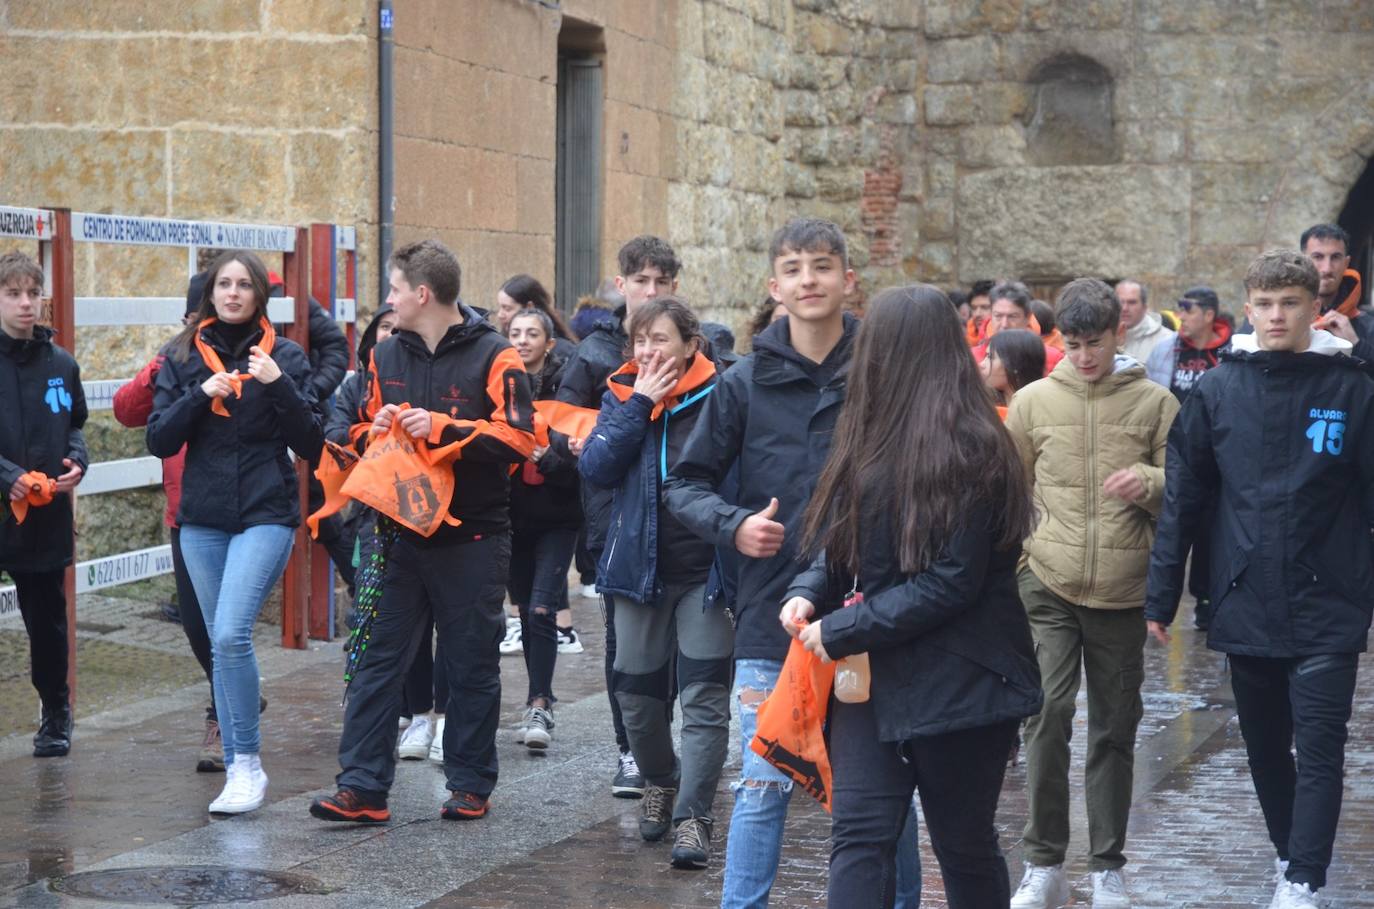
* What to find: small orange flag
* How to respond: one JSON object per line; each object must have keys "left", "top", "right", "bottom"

{"left": 533, "top": 400, "right": 599, "bottom": 448}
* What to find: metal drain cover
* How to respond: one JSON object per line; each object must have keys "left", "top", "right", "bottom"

{"left": 51, "top": 866, "right": 329, "bottom": 903}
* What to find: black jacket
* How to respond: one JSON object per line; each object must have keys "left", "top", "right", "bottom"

{"left": 188, "top": 270, "right": 350, "bottom": 404}
{"left": 0, "top": 327, "right": 88, "bottom": 571}
{"left": 146, "top": 321, "right": 321, "bottom": 532}
{"left": 1146, "top": 336, "right": 1374, "bottom": 657}
{"left": 789, "top": 502, "right": 1043, "bottom": 742}
{"left": 325, "top": 304, "right": 394, "bottom": 448}
{"left": 511, "top": 353, "right": 582, "bottom": 532}
{"left": 354, "top": 305, "right": 535, "bottom": 544}
{"left": 662, "top": 314, "right": 858, "bottom": 661}
{"left": 555, "top": 306, "right": 627, "bottom": 552}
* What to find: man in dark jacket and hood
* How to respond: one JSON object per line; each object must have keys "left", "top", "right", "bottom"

{"left": 556, "top": 235, "right": 680, "bottom": 798}
{"left": 0, "top": 252, "right": 88, "bottom": 758}
{"left": 663, "top": 219, "right": 920, "bottom": 908}
{"left": 1147, "top": 250, "right": 1374, "bottom": 908}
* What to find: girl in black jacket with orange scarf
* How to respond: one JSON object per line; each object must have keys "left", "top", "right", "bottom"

{"left": 148, "top": 250, "right": 321, "bottom": 817}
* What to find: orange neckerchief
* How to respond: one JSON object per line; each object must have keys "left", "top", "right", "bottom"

{"left": 965, "top": 317, "right": 988, "bottom": 347}
{"left": 1324, "top": 268, "right": 1364, "bottom": 322}
{"left": 10, "top": 471, "right": 57, "bottom": 524}
{"left": 607, "top": 352, "right": 717, "bottom": 420}
{"left": 194, "top": 315, "right": 275, "bottom": 417}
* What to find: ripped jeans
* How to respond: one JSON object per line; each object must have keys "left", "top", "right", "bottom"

{"left": 722, "top": 659, "right": 922, "bottom": 909}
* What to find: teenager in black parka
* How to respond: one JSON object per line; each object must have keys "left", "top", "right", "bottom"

{"left": 0, "top": 252, "right": 88, "bottom": 759}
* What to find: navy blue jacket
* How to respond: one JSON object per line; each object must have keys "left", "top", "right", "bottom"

{"left": 579, "top": 358, "right": 720, "bottom": 604}
{"left": 0, "top": 327, "right": 88, "bottom": 571}
{"left": 1146, "top": 335, "right": 1374, "bottom": 657}
{"left": 662, "top": 314, "right": 858, "bottom": 661}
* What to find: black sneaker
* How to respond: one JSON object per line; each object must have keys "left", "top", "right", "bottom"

{"left": 638, "top": 783, "right": 677, "bottom": 842}
{"left": 671, "top": 815, "right": 713, "bottom": 869}
{"left": 310, "top": 787, "right": 390, "bottom": 823}
{"left": 612, "top": 751, "right": 645, "bottom": 799}
{"left": 33, "top": 704, "right": 73, "bottom": 758}
{"left": 1193, "top": 597, "right": 1212, "bottom": 631}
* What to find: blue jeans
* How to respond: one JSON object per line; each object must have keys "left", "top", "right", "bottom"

{"left": 180, "top": 523, "right": 295, "bottom": 764}
{"left": 722, "top": 659, "right": 921, "bottom": 909}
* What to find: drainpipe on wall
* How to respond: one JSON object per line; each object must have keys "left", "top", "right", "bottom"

{"left": 378, "top": 0, "right": 395, "bottom": 303}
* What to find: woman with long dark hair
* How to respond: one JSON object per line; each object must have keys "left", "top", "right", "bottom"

{"left": 147, "top": 249, "right": 321, "bottom": 816}
{"left": 496, "top": 274, "right": 577, "bottom": 350}
{"left": 981, "top": 328, "right": 1046, "bottom": 413}
{"left": 782, "top": 284, "right": 1043, "bottom": 907}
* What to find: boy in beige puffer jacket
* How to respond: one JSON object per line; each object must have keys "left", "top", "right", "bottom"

{"left": 1004, "top": 279, "right": 1179, "bottom": 909}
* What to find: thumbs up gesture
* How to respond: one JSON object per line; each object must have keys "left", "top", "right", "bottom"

{"left": 734, "top": 496, "right": 785, "bottom": 558}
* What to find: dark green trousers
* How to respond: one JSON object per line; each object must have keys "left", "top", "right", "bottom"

{"left": 1018, "top": 567, "right": 1145, "bottom": 871}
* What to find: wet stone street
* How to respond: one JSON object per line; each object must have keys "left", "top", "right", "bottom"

{"left": 1, "top": 586, "right": 1373, "bottom": 908}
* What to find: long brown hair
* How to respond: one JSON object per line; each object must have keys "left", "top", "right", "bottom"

{"left": 802, "top": 284, "right": 1033, "bottom": 575}
{"left": 172, "top": 249, "right": 273, "bottom": 363}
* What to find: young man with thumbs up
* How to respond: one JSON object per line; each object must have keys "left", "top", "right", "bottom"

{"left": 665, "top": 219, "right": 920, "bottom": 908}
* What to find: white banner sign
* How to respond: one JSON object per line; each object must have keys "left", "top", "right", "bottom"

{"left": 0, "top": 205, "right": 54, "bottom": 240}
{"left": 0, "top": 544, "right": 176, "bottom": 625}
{"left": 83, "top": 379, "right": 129, "bottom": 412}
{"left": 72, "top": 212, "right": 295, "bottom": 252}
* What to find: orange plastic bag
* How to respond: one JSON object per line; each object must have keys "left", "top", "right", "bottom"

{"left": 749, "top": 633, "right": 837, "bottom": 811}
{"left": 339, "top": 412, "right": 469, "bottom": 538}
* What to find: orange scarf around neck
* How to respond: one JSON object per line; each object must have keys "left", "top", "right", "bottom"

{"left": 194, "top": 315, "right": 275, "bottom": 417}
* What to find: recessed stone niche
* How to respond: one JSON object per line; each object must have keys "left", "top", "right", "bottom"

{"left": 1024, "top": 55, "right": 1118, "bottom": 166}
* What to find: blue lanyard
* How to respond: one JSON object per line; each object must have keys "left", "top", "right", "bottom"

{"left": 659, "top": 384, "right": 715, "bottom": 481}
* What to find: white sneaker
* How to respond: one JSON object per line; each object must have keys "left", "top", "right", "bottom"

{"left": 556, "top": 626, "right": 584, "bottom": 654}
{"left": 428, "top": 715, "right": 445, "bottom": 763}
{"left": 1273, "top": 858, "right": 1290, "bottom": 883}
{"left": 523, "top": 706, "right": 553, "bottom": 750}
{"left": 1271, "top": 879, "right": 1319, "bottom": 909}
{"left": 1010, "top": 863, "right": 1071, "bottom": 909}
{"left": 210, "top": 754, "right": 267, "bottom": 814}
{"left": 499, "top": 618, "right": 523, "bottom": 654}
{"left": 398, "top": 715, "right": 411, "bottom": 731}
{"left": 208, "top": 762, "right": 242, "bottom": 814}
{"left": 398, "top": 714, "right": 434, "bottom": 760}
{"left": 579, "top": 583, "right": 597, "bottom": 599}
{"left": 1091, "top": 869, "right": 1131, "bottom": 908}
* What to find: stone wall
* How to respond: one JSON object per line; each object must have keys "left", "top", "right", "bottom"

{"left": 4, "top": 0, "right": 1374, "bottom": 563}
{"left": 0, "top": 0, "right": 376, "bottom": 560}
{"left": 916, "top": 0, "right": 1374, "bottom": 310}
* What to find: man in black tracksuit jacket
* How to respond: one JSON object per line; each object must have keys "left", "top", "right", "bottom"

{"left": 0, "top": 253, "right": 88, "bottom": 758}
{"left": 1146, "top": 250, "right": 1374, "bottom": 903}
{"left": 311, "top": 240, "right": 534, "bottom": 824}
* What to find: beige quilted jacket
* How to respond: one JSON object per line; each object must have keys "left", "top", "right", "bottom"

{"left": 1005, "top": 356, "right": 1180, "bottom": 610}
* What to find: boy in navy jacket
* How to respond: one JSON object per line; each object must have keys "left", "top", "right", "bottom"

{"left": 1147, "top": 250, "right": 1374, "bottom": 907}
{"left": 0, "top": 252, "right": 88, "bottom": 757}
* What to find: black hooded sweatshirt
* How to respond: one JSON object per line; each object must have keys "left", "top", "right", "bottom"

{"left": 662, "top": 313, "right": 858, "bottom": 661}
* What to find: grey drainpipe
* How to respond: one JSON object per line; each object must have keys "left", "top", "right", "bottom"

{"left": 378, "top": 0, "right": 395, "bottom": 302}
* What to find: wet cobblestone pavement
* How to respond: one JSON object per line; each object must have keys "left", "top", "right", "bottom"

{"left": 1, "top": 589, "right": 1372, "bottom": 908}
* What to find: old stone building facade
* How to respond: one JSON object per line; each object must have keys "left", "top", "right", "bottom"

{"left": 1, "top": 0, "right": 1372, "bottom": 558}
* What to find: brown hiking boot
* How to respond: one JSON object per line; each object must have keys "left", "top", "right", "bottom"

{"left": 197, "top": 718, "right": 225, "bottom": 773}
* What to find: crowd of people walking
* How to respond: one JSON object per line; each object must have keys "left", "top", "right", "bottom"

{"left": 2, "top": 214, "right": 1371, "bottom": 909}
